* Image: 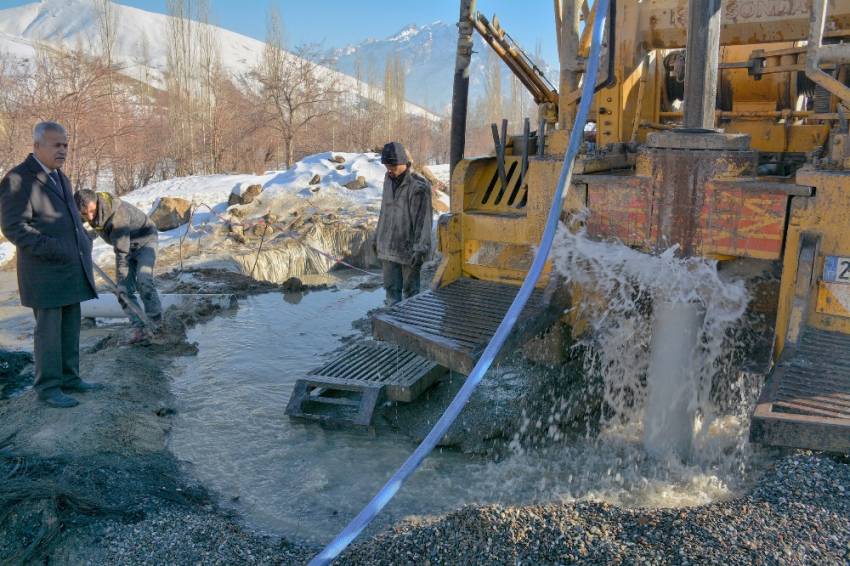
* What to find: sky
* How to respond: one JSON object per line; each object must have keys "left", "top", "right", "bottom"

{"left": 0, "top": 0, "right": 560, "bottom": 66}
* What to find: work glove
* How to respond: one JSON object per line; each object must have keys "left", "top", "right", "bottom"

{"left": 410, "top": 251, "right": 426, "bottom": 268}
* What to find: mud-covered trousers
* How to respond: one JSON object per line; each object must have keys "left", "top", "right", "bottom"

{"left": 382, "top": 260, "right": 421, "bottom": 306}
{"left": 117, "top": 243, "right": 163, "bottom": 328}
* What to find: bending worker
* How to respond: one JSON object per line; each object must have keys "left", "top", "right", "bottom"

{"left": 74, "top": 189, "right": 162, "bottom": 342}
{"left": 374, "top": 141, "right": 432, "bottom": 306}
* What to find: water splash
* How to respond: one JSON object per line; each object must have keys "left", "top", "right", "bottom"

{"left": 551, "top": 220, "right": 750, "bottom": 437}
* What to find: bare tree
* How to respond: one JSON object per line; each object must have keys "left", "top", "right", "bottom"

{"left": 254, "top": 8, "right": 340, "bottom": 168}
{"left": 166, "top": 0, "right": 199, "bottom": 175}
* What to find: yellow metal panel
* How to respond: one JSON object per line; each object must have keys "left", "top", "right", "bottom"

{"left": 461, "top": 264, "right": 550, "bottom": 288}
{"left": 462, "top": 213, "right": 527, "bottom": 244}
{"left": 816, "top": 282, "right": 850, "bottom": 318}
{"left": 774, "top": 168, "right": 850, "bottom": 355}
{"left": 433, "top": 213, "right": 462, "bottom": 288}
{"left": 724, "top": 122, "right": 830, "bottom": 154}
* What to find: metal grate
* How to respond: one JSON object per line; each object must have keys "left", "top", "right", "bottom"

{"left": 285, "top": 341, "right": 445, "bottom": 427}
{"left": 772, "top": 329, "right": 850, "bottom": 420}
{"left": 751, "top": 327, "right": 850, "bottom": 452}
{"left": 372, "top": 278, "right": 555, "bottom": 375}
{"left": 308, "top": 341, "right": 443, "bottom": 403}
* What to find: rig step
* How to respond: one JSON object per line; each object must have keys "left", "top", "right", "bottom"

{"left": 285, "top": 341, "right": 445, "bottom": 427}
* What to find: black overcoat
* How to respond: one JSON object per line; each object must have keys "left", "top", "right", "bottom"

{"left": 0, "top": 154, "right": 97, "bottom": 308}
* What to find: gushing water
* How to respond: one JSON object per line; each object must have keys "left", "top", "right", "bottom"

{"left": 548, "top": 221, "right": 754, "bottom": 463}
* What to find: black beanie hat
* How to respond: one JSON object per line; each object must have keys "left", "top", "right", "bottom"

{"left": 381, "top": 141, "right": 408, "bottom": 165}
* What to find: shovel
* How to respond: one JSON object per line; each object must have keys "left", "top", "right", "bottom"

{"left": 91, "top": 263, "right": 156, "bottom": 333}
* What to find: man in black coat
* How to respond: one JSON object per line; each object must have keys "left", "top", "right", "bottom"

{"left": 0, "top": 122, "right": 99, "bottom": 408}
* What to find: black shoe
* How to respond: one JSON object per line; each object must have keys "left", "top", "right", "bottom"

{"left": 61, "top": 379, "right": 104, "bottom": 393}
{"left": 40, "top": 389, "right": 80, "bottom": 408}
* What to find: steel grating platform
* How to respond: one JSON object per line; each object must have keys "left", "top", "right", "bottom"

{"left": 285, "top": 341, "right": 445, "bottom": 427}
{"left": 372, "top": 278, "right": 558, "bottom": 375}
{"left": 751, "top": 327, "right": 850, "bottom": 452}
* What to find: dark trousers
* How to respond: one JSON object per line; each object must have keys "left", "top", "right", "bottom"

{"left": 382, "top": 260, "right": 421, "bottom": 306}
{"left": 32, "top": 303, "right": 82, "bottom": 396}
{"left": 118, "top": 244, "right": 162, "bottom": 328}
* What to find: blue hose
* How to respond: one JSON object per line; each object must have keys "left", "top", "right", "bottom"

{"left": 310, "top": 4, "right": 609, "bottom": 563}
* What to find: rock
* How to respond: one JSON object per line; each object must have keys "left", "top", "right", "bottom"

{"left": 281, "top": 277, "right": 305, "bottom": 292}
{"left": 331, "top": 155, "right": 346, "bottom": 163}
{"left": 228, "top": 206, "right": 246, "bottom": 219}
{"left": 228, "top": 184, "right": 263, "bottom": 206}
{"left": 344, "top": 176, "right": 368, "bottom": 191}
{"left": 309, "top": 174, "right": 321, "bottom": 185}
{"left": 336, "top": 164, "right": 345, "bottom": 170}
{"left": 433, "top": 189, "right": 450, "bottom": 214}
{"left": 150, "top": 197, "right": 192, "bottom": 231}
{"left": 251, "top": 224, "right": 273, "bottom": 238}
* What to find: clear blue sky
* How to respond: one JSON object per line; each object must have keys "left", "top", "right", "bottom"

{"left": 0, "top": 0, "right": 560, "bottom": 66}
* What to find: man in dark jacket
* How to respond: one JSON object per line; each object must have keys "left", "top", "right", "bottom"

{"left": 0, "top": 122, "right": 99, "bottom": 408}
{"left": 74, "top": 189, "right": 162, "bottom": 341}
{"left": 373, "top": 141, "right": 432, "bottom": 306}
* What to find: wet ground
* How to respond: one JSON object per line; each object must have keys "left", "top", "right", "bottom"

{"left": 1, "top": 266, "right": 848, "bottom": 564}
{"left": 167, "top": 284, "right": 773, "bottom": 547}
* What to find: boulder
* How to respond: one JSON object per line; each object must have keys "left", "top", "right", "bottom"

{"left": 150, "top": 197, "right": 192, "bottom": 231}
{"left": 228, "top": 206, "right": 247, "bottom": 219}
{"left": 331, "top": 155, "right": 346, "bottom": 164}
{"left": 228, "top": 183, "right": 263, "bottom": 206}
{"left": 433, "top": 188, "right": 450, "bottom": 213}
{"left": 343, "top": 176, "right": 368, "bottom": 191}
{"left": 309, "top": 174, "right": 321, "bottom": 185}
{"left": 281, "top": 277, "right": 305, "bottom": 292}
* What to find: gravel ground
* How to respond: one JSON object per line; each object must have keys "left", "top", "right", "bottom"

{"left": 58, "top": 502, "right": 316, "bottom": 565}
{"left": 341, "top": 453, "right": 850, "bottom": 565}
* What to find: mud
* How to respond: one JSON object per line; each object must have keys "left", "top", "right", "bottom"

{"left": 0, "top": 272, "right": 316, "bottom": 564}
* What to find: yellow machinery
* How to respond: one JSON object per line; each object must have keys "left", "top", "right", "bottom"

{"left": 372, "top": 0, "right": 850, "bottom": 452}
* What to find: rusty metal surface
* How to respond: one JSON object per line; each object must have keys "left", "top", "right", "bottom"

{"left": 752, "top": 327, "right": 850, "bottom": 453}
{"left": 582, "top": 146, "right": 795, "bottom": 259}
{"left": 284, "top": 341, "right": 445, "bottom": 427}
{"left": 372, "top": 278, "right": 556, "bottom": 375}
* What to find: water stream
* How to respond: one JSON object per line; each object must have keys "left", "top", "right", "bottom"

{"left": 168, "top": 244, "right": 771, "bottom": 545}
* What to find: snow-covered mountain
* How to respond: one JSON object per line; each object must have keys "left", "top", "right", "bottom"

{"left": 327, "top": 21, "right": 555, "bottom": 115}
{"left": 0, "top": 0, "right": 438, "bottom": 119}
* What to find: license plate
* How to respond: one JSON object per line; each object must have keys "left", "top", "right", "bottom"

{"left": 823, "top": 256, "right": 850, "bottom": 283}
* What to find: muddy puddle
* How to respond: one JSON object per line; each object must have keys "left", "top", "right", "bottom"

{"left": 168, "top": 280, "right": 770, "bottom": 546}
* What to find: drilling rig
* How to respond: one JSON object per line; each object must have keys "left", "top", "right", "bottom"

{"left": 367, "top": 0, "right": 850, "bottom": 453}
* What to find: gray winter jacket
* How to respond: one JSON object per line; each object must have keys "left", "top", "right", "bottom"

{"left": 375, "top": 169, "right": 432, "bottom": 265}
{"left": 90, "top": 192, "right": 158, "bottom": 279}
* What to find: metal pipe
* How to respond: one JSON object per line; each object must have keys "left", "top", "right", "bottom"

{"left": 82, "top": 294, "right": 236, "bottom": 319}
{"left": 643, "top": 300, "right": 705, "bottom": 460}
{"left": 472, "top": 14, "right": 558, "bottom": 105}
{"left": 520, "top": 117, "right": 530, "bottom": 189}
{"left": 806, "top": 0, "right": 850, "bottom": 106}
{"left": 491, "top": 122, "right": 507, "bottom": 195}
{"left": 449, "top": 0, "right": 476, "bottom": 178}
{"left": 557, "top": 0, "right": 582, "bottom": 129}
{"left": 631, "top": 54, "right": 650, "bottom": 142}
{"left": 538, "top": 118, "right": 547, "bottom": 156}
{"left": 658, "top": 110, "right": 839, "bottom": 119}
{"left": 683, "top": 0, "right": 722, "bottom": 129}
